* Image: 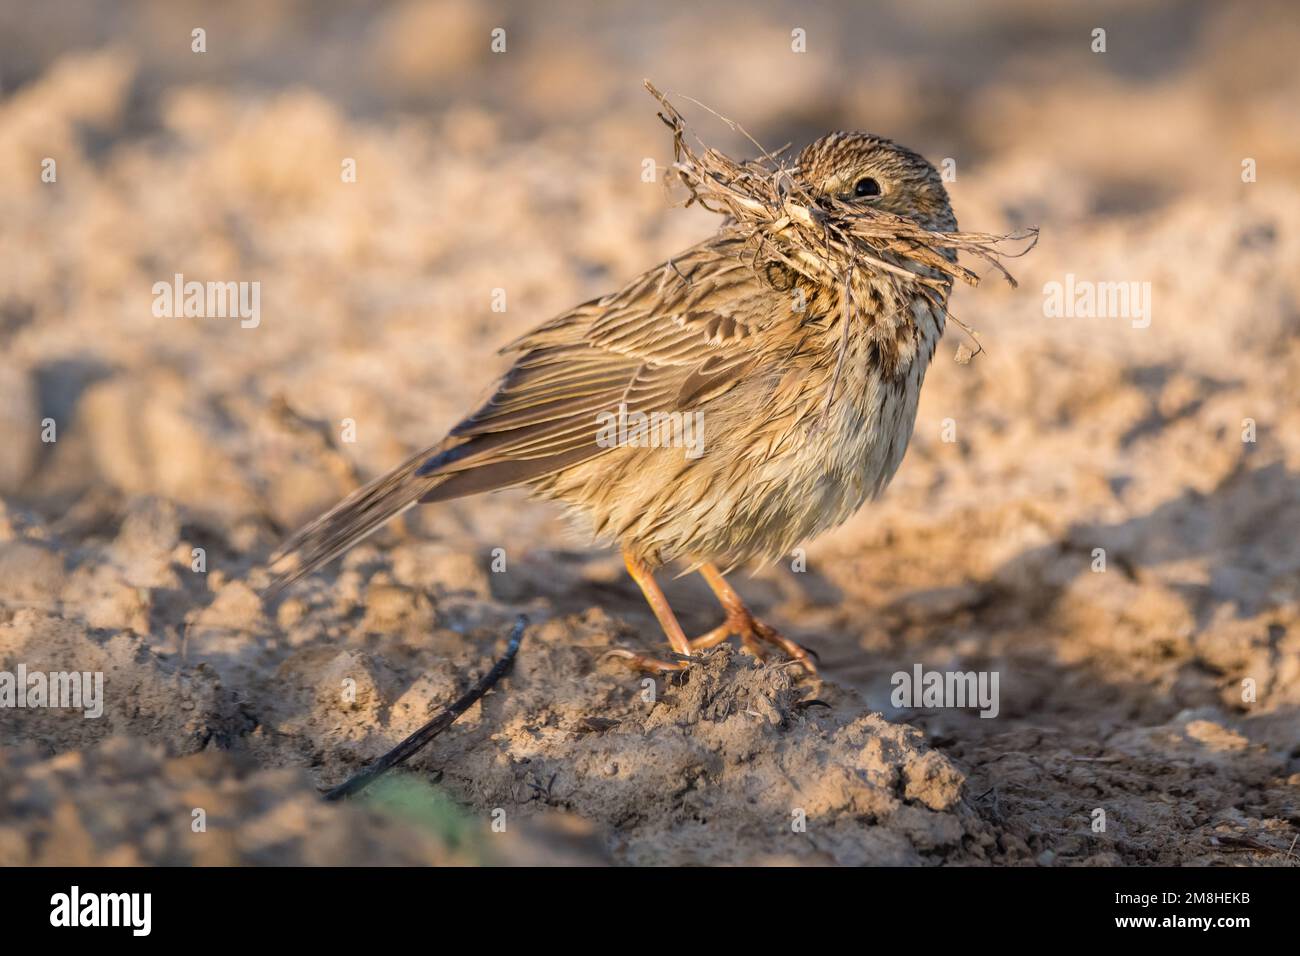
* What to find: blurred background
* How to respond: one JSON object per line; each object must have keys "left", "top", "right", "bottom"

{"left": 1, "top": 0, "right": 1298, "bottom": 865}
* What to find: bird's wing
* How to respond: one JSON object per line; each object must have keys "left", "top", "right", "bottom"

{"left": 264, "top": 232, "right": 792, "bottom": 595}
{"left": 417, "top": 232, "right": 791, "bottom": 499}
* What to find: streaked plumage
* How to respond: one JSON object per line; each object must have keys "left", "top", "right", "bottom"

{"left": 267, "top": 132, "right": 957, "bottom": 671}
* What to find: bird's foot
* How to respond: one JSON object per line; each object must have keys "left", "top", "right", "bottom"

{"left": 689, "top": 611, "right": 819, "bottom": 675}
{"left": 603, "top": 648, "right": 691, "bottom": 672}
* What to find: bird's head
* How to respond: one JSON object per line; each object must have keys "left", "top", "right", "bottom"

{"left": 793, "top": 132, "right": 957, "bottom": 233}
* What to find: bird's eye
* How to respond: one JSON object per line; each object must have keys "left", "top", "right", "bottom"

{"left": 853, "top": 177, "right": 881, "bottom": 198}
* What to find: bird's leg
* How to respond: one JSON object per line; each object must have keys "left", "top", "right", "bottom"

{"left": 693, "top": 564, "right": 818, "bottom": 674}
{"left": 606, "top": 549, "right": 693, "bottom": 671}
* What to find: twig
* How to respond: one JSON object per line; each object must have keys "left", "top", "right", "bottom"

{"left": 947, "top": 306, "right": 986, "bottom": 362}
{"left": 1213, "top": 832, "right": 1290, "bottom": 855}
{"left": 323, "top": 615, "right": 527, "bottom": 801}
{"left": 642, "top": 79, "right": 1040, "bottom": 380}
{"left": 645, "top": 79, "right": 1039, "bottom": 283}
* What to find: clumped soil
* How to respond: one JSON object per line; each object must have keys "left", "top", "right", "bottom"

{"left": 1, "top": 0, "right": 1298, "bottom": 865}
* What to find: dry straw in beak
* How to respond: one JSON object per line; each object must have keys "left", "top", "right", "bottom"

{"left": 643, "top": 80, "right": 1039, "bottom": 364}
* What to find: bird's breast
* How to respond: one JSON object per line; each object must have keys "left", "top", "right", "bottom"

{"left": 813, "top": 284, "right": 947, "bottom": 501}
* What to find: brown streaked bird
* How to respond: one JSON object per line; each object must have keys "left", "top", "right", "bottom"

{"left": 265, "top": 131, "right": 958, "bottom": 673}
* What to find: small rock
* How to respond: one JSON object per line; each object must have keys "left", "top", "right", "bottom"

{"left": 903, "top": 750, "right": 965, "bottom": 811}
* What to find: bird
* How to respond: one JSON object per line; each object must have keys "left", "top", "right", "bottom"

{"left": 265, "top": 130, "right": 958, "bottom": 674}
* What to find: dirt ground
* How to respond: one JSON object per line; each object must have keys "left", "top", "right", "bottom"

{"left": 1, "top": 0, "right": 1298, "bottom": 865}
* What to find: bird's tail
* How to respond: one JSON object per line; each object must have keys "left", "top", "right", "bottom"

{"left": 262, "top": 440, "right": 452, "bottom": 600}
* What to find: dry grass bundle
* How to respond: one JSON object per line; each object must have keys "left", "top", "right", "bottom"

{"left": 644, "top": 81, "right": 1038, "bottom": 361}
